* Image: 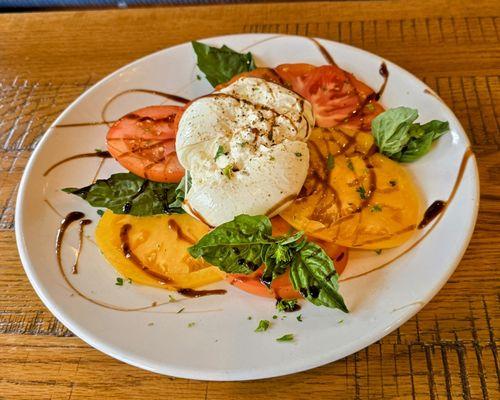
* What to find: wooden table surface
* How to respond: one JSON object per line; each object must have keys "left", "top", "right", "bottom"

{"left": 0, "top": 1, "right": 499, "bottom": 398}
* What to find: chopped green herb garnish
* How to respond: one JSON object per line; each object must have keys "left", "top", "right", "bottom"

{"left": 168, "top": 295, "right": 177, "bottom": 302}
{"left": 222, "top": 164, "right": 234, "bottom": 179}
{"left": 370, "top": 204, "right": 382, "bottom": 212}
{"left": 196, "top": 74, "right": 202, "bottom": 80}
{"left": 247, "top": 316, "right": 252, "bottom": 320}
{"left": 347, "top": 159, "right": 354, "bottom": 171}
{"left": 366, "top": 103, "right": 375, "bottom": 112}
{"left": 97, "top": 209, "right": 104, "bottom": 217}
{"left": 115, "top": 277, "right": 123, "bottom": 286}
{"left": 296, "top": 314, "right": 303, "bottom": 322}
{"left": 389, "top": 179, "right": 397, "bottom": 187}
{"left": 177, "top": 307, "right": 185, "bottom": 314}
{"left": 188, "top": 322, "right": 195, "bottom": 327}
{"left": 295, "top": 152, "right": 302, "bottom": 157}
{"left": 356, "top": 186, "right": 367, "bottom": 200}
{"left": 127, "top": 278, "right": 132, "bottom": 284}
{"left": 276, "top": 333, "right": 294, "bottom": 342}
{"left": 272, "top": 315, "right": 278, "bottom": 320}
{"left": 255, "top": 320, "right": 270, "bottom": 332}
{"left": 375, "top": 249, "right": 382, "bottom": 255}
{"left": 214, "top": 145, "right": 225, "bottom": 161}
{"left": 338, "top": 319, "right": 344, "bottom": 324}
{"left": 327, "top": 153, "right": 335, "bottom": 170}
{"left": 269, "top": 156, "right": 275, "bottom": 161}
{"left": 276, "top": 298, "right": 298, "bottom": 312}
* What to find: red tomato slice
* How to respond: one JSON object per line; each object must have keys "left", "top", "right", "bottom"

{"left": 228, "top": 266, "right": 301, "bottom": 300}
{"left": 106, "top": 105, "right": 184, "bottom": 183}
{"left": 227, "top": 217, "right": 348, "bottom": 299}
{"left": 275, "top": 64, "right": 362, "bottom": 128}
{"left": 215, "top": 67, "right": 284, "bottom": 90}
{"left": 338, "top": 100, "right": 385, "bottom": 131}
{"left": 273, "top": 63, "right": 315, "bottom": 87}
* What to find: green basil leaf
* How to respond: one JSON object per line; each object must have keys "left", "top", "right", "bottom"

{"left": 395, "top": 120, "right": 450, "bottom": 162}
{"left": 289, "top": 242, "right": 348, "bottom": 313}
{"left": 189, "top": 214, "right": 347, "bottom": 312}
{"left": 261, "top": 243, "right": 289, "bottom": 288}
{"left": 192, "top": 41, "right": 256, "bottom": 87}
{"left": 168, "top": 173, "right": 191, "bottom": 210}
{"left": 421, "top": 120, "right": 450, "bottom": 140}
{"left": 62, "top": 172, "right": 184, "bottom": 216}
{"left": 261, "top": 231, "right": 305, "bottom": 287}
{"left": 372, "top": 107, "right": 418, "bottom": 157}
{"left": 396, "top": 132, "right": 434, "bottom": 162}
{"left": 372, "top": 107, "right": 449, "bottom": 163}
{"left": 188, "top": 214, "right": 272, "bottom": 274}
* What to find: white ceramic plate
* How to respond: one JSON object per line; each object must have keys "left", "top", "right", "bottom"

{"left": 15, "top": 34, "right": 479, "bottom": 381}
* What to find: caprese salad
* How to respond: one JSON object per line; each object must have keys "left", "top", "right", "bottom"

{"left": 62, "top": 41, "right": 449, "bottom": 313}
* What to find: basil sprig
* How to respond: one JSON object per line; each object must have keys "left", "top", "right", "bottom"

{"left": 188, "top": 215, "right": 348, "bottom": 312}
{"left": 372, "top": 107, "right": 449, "bottom": 162}
{"left": 63, "top": 172, "right": 185, "bottom": 216}
{"left": 188, "top": 214, "right": 271, "bottom": 274}
{"left": 192, "top": 41, "right": 256, "bottom": 87}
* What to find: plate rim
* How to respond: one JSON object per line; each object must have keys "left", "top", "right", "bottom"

{"left": 14, "top": 33, "right": 480, "bottom": 381}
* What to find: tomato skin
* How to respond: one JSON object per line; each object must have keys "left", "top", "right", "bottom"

{"left": 277, "top": 64, "right": 362, "bottom": 128}
{"left": 215, "top": 67, "right": 284, "bottom": 90}
{"left": 106, "top": 105, "right": 185, "bottom": 183}
{"left": 228, "top": 266, "right": 301, "bottom": 300}
{"left": 274, "top": 63, "right": 316, "bottom": 87}
{"left": 227, "top": 217, "right": 348, "bottom": 299}
{"left": 338, "top": 100, "right": 384, "bottom": 131}
{"left": 275, "top": 63, "right": 386, "bottom": 130}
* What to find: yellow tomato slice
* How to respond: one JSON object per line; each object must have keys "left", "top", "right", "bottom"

{"left": 281, "top": 128, "right": 421, "bottom": 249}
{"left": 95, "top": 211, "right": 225, "bottom": 290}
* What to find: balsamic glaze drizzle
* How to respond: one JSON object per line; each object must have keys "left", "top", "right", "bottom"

{"left": 167, "top": 219, "right": 196, "bottom": 244}
{"left": 72, "top": 219, "right": 92, "bottom": 274}
{"left": 44, "top": 151, "right": 112, "bottom": 176}
{"left": 418, "top": 200, "right": 447, "bottom": 229}
{"left": 101, "top": 88, "right": 189, "bottom": 123}
{"left": 178, "top": 288, "right": 227, "bottom": 298}
{"left": 119, "top": 224, "right": 172, "bottom": 285}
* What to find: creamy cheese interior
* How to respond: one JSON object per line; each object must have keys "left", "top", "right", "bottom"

{"left": 176, "top": 77, "right": 314, "bottom": 226}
